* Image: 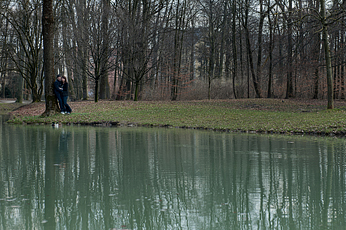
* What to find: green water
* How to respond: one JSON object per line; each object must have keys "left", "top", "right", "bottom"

{"left": 1, "top": 119, "right": 346, "bottom": 230}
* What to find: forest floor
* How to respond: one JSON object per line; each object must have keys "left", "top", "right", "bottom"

{"left": 3, "top": 98, "right": 346, "bottom": 136}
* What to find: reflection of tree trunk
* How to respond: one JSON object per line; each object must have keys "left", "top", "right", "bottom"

{"left": 79, "top": 130, "right": 89, "bottom": 229}
{"left": 97, "top": 131, "right": 111, "bottom": 229}
{"left": 231, "top": 136, "right": 238, "bottom": 226}
{"left": 245, "top": 136, "right": 251, "bottom": 226}
{"left": 309, "top": 143, "right": 322, "bottom": 227}
{"left": 288, "top": 150, "right": 295, "bottom": 229}
{"left": 44, "top": 131, "right": 56, "bottom": 229}
{"left": 322, "top": 149, "right": 334, "bottom": 228}
{"left": 268, "top": 139, "right": 275, "bottom": 226}
{"left": 44, "top": 166, "right": 56, "bottom": 230}
{"left": 258, "top": 145, "right": 265, "bottom": 228}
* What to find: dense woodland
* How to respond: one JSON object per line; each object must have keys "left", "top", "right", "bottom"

{"left": 0, "top": 0, "right": 345, "bottom": 105}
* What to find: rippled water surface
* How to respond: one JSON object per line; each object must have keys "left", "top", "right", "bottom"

{"left": 1, "top": 116, "right": 346, "bottom": 229}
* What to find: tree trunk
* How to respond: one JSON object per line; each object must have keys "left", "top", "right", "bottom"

{"left": 171, "top": 0, "right": 183, "bottom": 101}
{"left": 94, "top": 79, "right": 99, "bottom": 103}
{"left": 207, "top": 3, "right": 215, "bottom": 100}
{"left": 82, "top": 51, "right": 88, "bottom": 100}
{"left": 341, "top": 29, "right": 345, "bottom": 99}
{"left": 286, "top": 0, "right": 293, "bottom": 98}
{"left": 134, "top": 80, "right": 139, "bottom": 101}
{"left": 16, "top": 75, "right": 23, "bottom": 103}
{"left": 190, "top": 19, "right": 195, "bottom": 81}
{"left": 16, "top": 45, "right": 24, "bottom": 103}
{"left": 171, "top": 4, "right": 185, "bottom": 101}
{"left": 255, "top": 0, "right": 265, "bottom": 98}
{"left": 313, "top": 68, "right": 319, "bottom": 99}
{"left": 245, "top": 26, "right": 261, "bottom": 98}
{"left": 268, "top": 14, "right": 273, "bottom": 98}
{"left": 80, "top": 0, "right": 88, "bottom": 101}
{"left": 232, "top": 0, "right": 237, "bottom": 99}
{"left": 1, "top": 73, "right": 5, "bottom": 98}
{"left": 42, "top": 0, "right": 59, "bottom": 116}
{"left": 116, "top": 73, "right": 125, "bottom": 100}
{"left": 32, "top": 88, "right": 41, "bottom": 102}
{"left": 320, "top": 0, "right": 334, "bottom": 109}
{"left": 341, "top": 55, "right": 345, "bottom": 99}
{"left": 99, "top": 0, "right": 110, "bottom": 99}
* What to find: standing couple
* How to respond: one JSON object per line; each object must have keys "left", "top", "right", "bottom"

{"left": 54, "top": 74, "right": 72, "bottom": 114}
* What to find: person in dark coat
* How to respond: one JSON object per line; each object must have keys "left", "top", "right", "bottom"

{"left": 61, "top": 76, "right": 72, "bottom": 114}
{"left": 54, "top": 75, "right": 64, "bottom": 114}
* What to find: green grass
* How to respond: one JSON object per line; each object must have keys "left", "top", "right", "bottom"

{"left": 0, "top": 102, "right": 23, "bottom": 115}
{"left": 6, "top": 99, "right": 346, "bottom": 135}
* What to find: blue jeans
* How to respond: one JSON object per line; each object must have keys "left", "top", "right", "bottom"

{"left": 63, "top": 96, "right": 72, "bottom": 113}
{"left": 55, "top": 93, "right": 64, "bottom": 112}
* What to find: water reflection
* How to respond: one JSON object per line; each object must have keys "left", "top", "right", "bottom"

{"left": 0, "top": 123, "right": 346, "bottom": 229}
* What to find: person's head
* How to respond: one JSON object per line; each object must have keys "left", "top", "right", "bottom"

{"left": 61, "top": 76, "right": 67, "bottom": 83}
{"left": 57, "top": 74, "right": 62, "bottom": 81}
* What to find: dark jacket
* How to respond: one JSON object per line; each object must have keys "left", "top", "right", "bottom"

{"left": 54, "top": 80, "right": 63, "bottom": 96}
{"left": 62, "top": 83, "right": 69, "bottom": 97}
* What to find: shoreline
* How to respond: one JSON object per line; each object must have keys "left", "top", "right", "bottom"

{"left": 3, "top": 99, "right": 346, "bottom": 137}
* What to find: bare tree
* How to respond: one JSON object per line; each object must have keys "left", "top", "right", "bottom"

{"left": 99, "top": 0, "right": 111, "bottom": 100}
{"left": 86, "top": 0, "right": 117, "bottom": 102}
{"left": 197, "top": 0, "right": 229, "bottom": 99}
{"left": 115, "top": 0, "right": 165, "bottom": 101}
{"left": 171, "top": 0, "right": 188, "bottom": 100}
{"left": 42, "top": 0, "right": 59, "bottom": 116}
{"left": 3, "top": 0, "right": 44, "bottom": 102}
{"left": 320, "top": 0, "right": 333, "bottom": 109}
{"left": 62, "top": 0, "right": 90, "bottom": 100}
{"left": 0, "top": 11, "right": 10, "bottom": 99}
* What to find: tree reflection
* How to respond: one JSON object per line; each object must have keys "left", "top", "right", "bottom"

{"left": 0, "top": 124, "right": 345, "bottom": 229}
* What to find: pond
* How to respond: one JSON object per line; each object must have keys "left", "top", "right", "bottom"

{"left": 1, "top": 116, "right": 346, "bottom": 230}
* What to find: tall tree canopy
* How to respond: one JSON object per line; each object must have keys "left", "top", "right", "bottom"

{"left": 0, "top": 0, "right": 344, "bottom": 109}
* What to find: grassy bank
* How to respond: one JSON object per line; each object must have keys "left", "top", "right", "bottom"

{"left": 0, "top": 100, "right": 24, "bottom": 115}
{"left": 5, "top": 99, "right": 346, "bottom": 136}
